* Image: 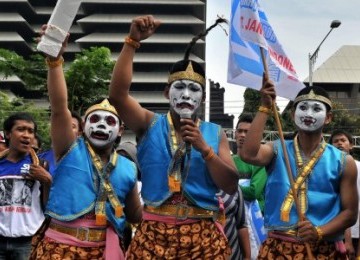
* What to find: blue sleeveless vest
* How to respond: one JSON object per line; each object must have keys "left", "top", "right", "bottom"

{"left": 46, "top": 138, "right": 137, "bottom": 235}
{"left": 265, "top": 139, "right": 346, "bottom": 240}
{"left": 138, "top": 114, "right": 221, "bottom": 211}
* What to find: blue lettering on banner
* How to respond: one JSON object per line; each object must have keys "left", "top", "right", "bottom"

{"left": 240, "top": 0, "right": 258, "bottom": 12}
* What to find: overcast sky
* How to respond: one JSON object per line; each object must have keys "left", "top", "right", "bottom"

{"left": 206, "top": 0, "right": 360, "bottom": 121}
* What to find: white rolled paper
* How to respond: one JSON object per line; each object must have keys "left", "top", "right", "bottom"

{"left": 37, "top": 0, "right": 81, "bottom": 57}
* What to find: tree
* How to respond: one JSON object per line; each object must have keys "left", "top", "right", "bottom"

{"left": 0, "top": 47, "right": 115, "bottom": 114}
{"left": 241, "top": 88, "right": 287, "bottom": 131}
{"left": 0, "top": 49, "right": 47, "bottom": 91}
{"left": 0, "top": 46, "right": 116, "bottom": 147}
{"left": 65, "top": 47, "right": 115, "bottom": 114}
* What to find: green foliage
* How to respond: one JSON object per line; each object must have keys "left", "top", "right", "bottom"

{"left": 65, "top": 47, "right": 115, "bottom": 114}
{"left": 241, "top": 88, "right": 286, "bottom": 131}
{"left": 243, "top": 88, "right": 261, "bottom": 113}
{"left": 324, "top": 101, "right": 360, "bottom": 136}
{"left": 0, "top": 91, "right": 51, "bottom": 149}
{"left": 0, "top": 49, "right": 47, "bottom": 91}
{"left": 0, "top": 46, "right": 116, "bottom": 147}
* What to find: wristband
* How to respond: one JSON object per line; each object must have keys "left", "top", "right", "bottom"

{"left": 203, "top": 147, "right": 215, "bottom": 161}
{"left": 258, "top": 106, "right": 272, "bottom": 115}
{"left": 124, "top": 36, "right": 140, "bottom": 49}
{"left": 45, "top": 56, "right": 64, "bottom": 68}
{"left": 315, "top": 226, "right": 323, "bottom": 241}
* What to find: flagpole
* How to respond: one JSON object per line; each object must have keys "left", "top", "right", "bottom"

{"left": 260, "top": 47, "right": 315, "bottom": 260}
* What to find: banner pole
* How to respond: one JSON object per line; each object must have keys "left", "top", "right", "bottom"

{"left": 260, "top": 47, "right": 315, "bottom": 260}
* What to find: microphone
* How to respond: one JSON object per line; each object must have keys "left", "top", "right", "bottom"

{"left": 180, "top": 111, "right": 193, "bottom": 156}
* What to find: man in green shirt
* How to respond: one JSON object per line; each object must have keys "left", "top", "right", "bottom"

{"left": 234, "top": 114, "right": 267, "bottom": 212}
{"left": 233, "top": 114, "right": 267, "bottom": 258}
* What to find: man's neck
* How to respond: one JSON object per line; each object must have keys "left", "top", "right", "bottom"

{"left": 236, "top": 148, "right": 242, "bottom": 157}
{"left": 297, "top": 131, "right": 323, "bottom": 157}
{"left": 170, "top": 110, "right": 182, "bottom": 131}
{"left": 6, "top": 149, "right": 28, "bottom": 163}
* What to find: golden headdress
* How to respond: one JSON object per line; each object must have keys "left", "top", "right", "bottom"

{"left": 84, "top": 99, "right": 118, "bottom": 118}
{"left": 168, "top": 61, "right": 205, "bottom": 86}
{"left": 293, "top": 88, "right": 332, "bottom": 109}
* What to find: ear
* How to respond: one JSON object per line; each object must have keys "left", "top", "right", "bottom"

{"left": 290, "top": 108, "right": 295, "bottom": 121}
{"left": 164, "top": 85, "right": 170, "bottom": 99}
{"left": 118, "top": 123, "right": 125, "bottom": 136}
{"left": 349, "top": 142, "right": 354, "bottom": 151}
{"left": 81, "top": 121, "right": 86, "bottom": 132}
{"left": 324, "top": 111, "right": 333, "bottom": 125}
{"left": 202, "top": 91, "right": 206, "bottom": 102}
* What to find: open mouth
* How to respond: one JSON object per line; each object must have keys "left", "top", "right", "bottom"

{"left": 176, "top": 102, "right": 194, "bottom": 110}
{"left": 91, "top": 131, "right": 109, "bottom": 140}
{"left": 302, "top": 117, "right": 316, "bottom": 126}
{"left": 20, "top": 140, "right": 30, "bottom": 147}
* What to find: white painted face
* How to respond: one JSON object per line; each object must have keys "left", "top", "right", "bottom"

{"left": 169, "top": 79, "right": 203, "bottom": 117}
{"left": 294, "top": 100, "right": 327, "bottom": 132}
{"left": 84, "top": 110, "right": 120, "bottom": 148}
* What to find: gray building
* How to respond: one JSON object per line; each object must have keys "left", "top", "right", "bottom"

{"left": 304, "top": 45, "right": 360, "bottom": 115}
{"left": 0, "top": 0, "right": 207, "bottom": 114}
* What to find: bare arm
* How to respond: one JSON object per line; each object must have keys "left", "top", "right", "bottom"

{"left": 39, "top": 25, "right": 75, "bottom": 160}
{"left": 321, "top": 155, "right": 358, "bottom": 237}
{"left": 344, "top": 228, "right": 355, "bottom": 258}
{"left": 28, "top": 164, "right": 52, "bottom": 207}
{"left": 181, "top": 118, "right": 238, "bottom": 194}
{"left": 240, "top": 75, "right": 276, "bottom": 167}
{"left": 357, "top": 211, "right": 360, "bottom": 257}
{"left": 238, "top": 227, "right": 251, "bottom": 260}
{"left": 124, "top": 183, "right": 143, "bottom": 224}
{"left": 109, "top": 16, "right": 160, "bottom": 137}
{"left": 298, "top": 155, "right": 358, "bottom": 241}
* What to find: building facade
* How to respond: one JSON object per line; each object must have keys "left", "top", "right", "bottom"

{"left": 0, "top": 0, "right": 207, "bottom": 114}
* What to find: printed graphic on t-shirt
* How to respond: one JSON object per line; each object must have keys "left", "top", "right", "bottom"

{"left": 0, "top": 178, "right": 35, "bottom": 207}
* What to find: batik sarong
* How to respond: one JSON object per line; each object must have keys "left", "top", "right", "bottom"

{"left": 126, "top": 219, "right": 231, "bottom": 259}
{"left": 257, "top": 237, "right": 344, "bottom": 260}
{"left": 31, "top": 237, "right": 105, "bottom": 259}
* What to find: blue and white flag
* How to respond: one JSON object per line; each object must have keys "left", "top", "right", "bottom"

{"left": 228, "top": 0, "right": 305, "bottom": 100}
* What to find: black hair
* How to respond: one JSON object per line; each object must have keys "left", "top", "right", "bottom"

{"left": 329, "top": 129, "right": 354, "bottom": 145}
{"left": 3, "top": 112, "right": 37, "bottom": 146}
{"left": 71, "top": 110, "right": 83, "bottom": 132}
{"left": 34, "top": 133, "right": 42, "bottom": 149}
{"left": 168, "top": 17, "right": 228, "bottom": 87}
{"left": 235, "top": 114, "right": 254, "bottom": 129}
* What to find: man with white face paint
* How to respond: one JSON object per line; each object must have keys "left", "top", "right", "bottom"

{"left": 240, "top": 77, "right": 358, "bottom": 259}
{"left": 109, "top": 15, "right": 239, "bottom": 258}
{"left": 32, "top": 25, "right": 142, "bottom": 260}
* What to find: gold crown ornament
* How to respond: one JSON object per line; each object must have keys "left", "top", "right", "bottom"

{"left": 293, "top": 90, "right": 332, "bottom": 109}
{"left": 84, "top": 99, "right": 118, "bottom": 118}
{"left": 168, "top": 61, "right": 205, "bottom": 87}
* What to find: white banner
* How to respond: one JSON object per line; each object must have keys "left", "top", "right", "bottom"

{"left": 228, "top": 0, "right": 305, "bottom": 100}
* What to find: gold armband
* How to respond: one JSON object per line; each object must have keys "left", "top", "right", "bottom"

{"left": 124, "top": 36, "right": 140, "bottom": 49}
{"left": 203, "top": 147, "right": 215, "bottom": 161}
{"left": 258, "top": 106, "right": 272, "bottom": 115}
{"left": 45, "top": 56, "right": 64, "bottom": 68}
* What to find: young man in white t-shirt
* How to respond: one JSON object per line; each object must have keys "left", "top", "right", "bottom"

{"left": 0, "top": 113, "right": 52, "bottom": 260}
{"left": 329, "top": 129, "right": 360, "bottom": 259}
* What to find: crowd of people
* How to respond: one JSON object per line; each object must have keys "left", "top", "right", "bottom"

{"left": 0, "top": 15, "right": 359, "bottom": 260}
